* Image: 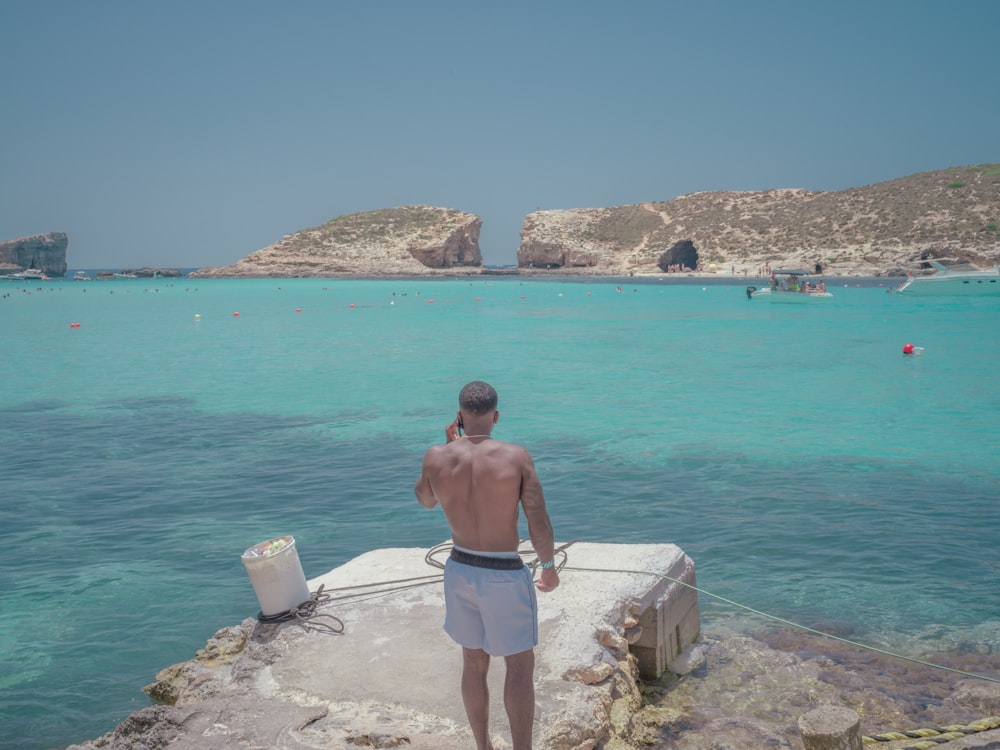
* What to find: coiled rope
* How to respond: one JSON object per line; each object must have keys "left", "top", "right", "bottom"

{"left": 256, "top": 584, "right": 345, "bottom": 634}
{"left": 861, "top": 716, "right": 1000, "bottom": 747}
{"left": 259, "top": 539, "right": 575, "bottom": 632}
{"left": 422, "top": 539, "right": 575, "bottom": 572}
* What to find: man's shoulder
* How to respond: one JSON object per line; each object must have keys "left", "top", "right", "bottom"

{"left": 499, "top": 438, "right": 529, "bottom": 451}
{"left": 488, "top": 439, "right": 533, "bottom": 460}
{"left": 422, "top": 442, "right": 451, "bottom": 461}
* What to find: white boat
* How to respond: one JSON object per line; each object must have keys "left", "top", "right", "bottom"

{"left": 3, "top": 268, "right": 49, "bottom": 281}
{"left": 73, "top": 271, "right": 91, "bottom": 281}
{"left": 748, "top": 270, "right": 833, "bottom": 302}
{"left": 113, "top": 272, "right": 138, "bottom": 279}
{"left": 896, "top": 261, "right": 1000, "bottom": 296}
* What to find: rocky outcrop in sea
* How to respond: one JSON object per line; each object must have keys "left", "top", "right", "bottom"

{"left": 0, "top": 231, "right": 68, "bottom": 277}
{"left": 516, "top": 164, "right": 1000, "bottom": 277}
{"left": 190, "top": 206, "right": 483, "bottom": 278}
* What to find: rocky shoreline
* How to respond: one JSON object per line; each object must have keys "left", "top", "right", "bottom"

{"left": 62, "top": 544, "right": 1000, "bottom": 750}
{"left": 63, "top": 618, "right": 1000, "bottom": 749}
{"left": 632, "top": 620, "right": 1000, "bottom": 749}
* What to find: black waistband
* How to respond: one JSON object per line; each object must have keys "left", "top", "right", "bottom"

{"left": 450, "top": 548, "right": 525, "bottom": 570}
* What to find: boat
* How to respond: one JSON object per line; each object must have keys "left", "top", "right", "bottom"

{"left": 113, "top": 272, "right": 138, "bottom": 279}
{"left": 895, "top": 261, "right": 1000, "bottom": 296}
{"left": 73, "top": 271, "right": 91, "bottom": 281}
{"left": 2, "top": 268, "right": 49, "bottom": 281}
{"left": 749, "top": 270, "right": 833, "bottom": 302}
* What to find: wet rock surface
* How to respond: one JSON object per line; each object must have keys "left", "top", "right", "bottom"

{"left": 634, "top": 625, "right": 1000, "bottom": 749}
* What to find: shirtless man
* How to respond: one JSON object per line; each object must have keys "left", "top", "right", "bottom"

{"left": 415, "top": 381, "right": 559, "bottom": 750}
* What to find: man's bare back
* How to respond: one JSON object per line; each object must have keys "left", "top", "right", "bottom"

{"left": 414, "top": 381, "right": 558, "bottom": 592}
{"left": 417, "top": 435, "right": 536, "bottom": 552}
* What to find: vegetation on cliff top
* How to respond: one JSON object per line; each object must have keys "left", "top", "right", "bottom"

{"left": 519, "top": 163, "right": 1000, "bottom": 274}
{"left": 298, "top": 206, "right": 472, "bottom": 247}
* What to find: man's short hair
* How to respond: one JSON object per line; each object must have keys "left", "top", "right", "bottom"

{"left": 459, "top": 381, "right": 498, "bottom": 415}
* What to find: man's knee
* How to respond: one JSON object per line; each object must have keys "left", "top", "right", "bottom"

{"left": 503, "top": 648, "right": 534, "bottom": 675}
{"left": 463, "top": 647, "right": 491, "bottom": 675}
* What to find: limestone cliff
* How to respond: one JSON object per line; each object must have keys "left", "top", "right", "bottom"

{"left": 518, "top": 164, "right": 1000, "bottom": 276}
{"left": 192, "top": 206, "right": 482, "bottom": 278}
{"left": 0, "top": 232, "right": 69, "bottom": 277}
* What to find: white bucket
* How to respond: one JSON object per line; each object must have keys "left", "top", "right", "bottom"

{"left": 241, "top": 535, "right": 311, "bottom": 617}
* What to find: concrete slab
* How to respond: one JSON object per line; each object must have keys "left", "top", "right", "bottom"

{"left": 67, "top": 541, "right": 699, "bottom": 750}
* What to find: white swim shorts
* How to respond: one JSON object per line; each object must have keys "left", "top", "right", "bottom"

{"left": 443, "top": 546, "right": 538, "bottom": 656}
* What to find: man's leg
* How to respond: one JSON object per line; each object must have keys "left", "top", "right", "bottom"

{"left": 461, "top": 647, "right": 494, "bottom": 750}
{"left": 503, "top": 648, "right": 535, "bottom": 750}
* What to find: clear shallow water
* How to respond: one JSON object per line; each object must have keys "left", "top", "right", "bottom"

{"left": 1, "top": 276, "right": 997, "bottom": 749}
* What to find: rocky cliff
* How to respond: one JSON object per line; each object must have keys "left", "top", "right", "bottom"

{"left": 518, "top": 164, "right": 1000, "bottom": 276}
{"left": 0, "top": 232, "right": 69, "bottom": 277}
{"left": 191, "top": 206, "right": 482, "bottom": 278}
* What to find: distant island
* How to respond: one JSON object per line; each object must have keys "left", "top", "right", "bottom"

{"left": 6, "top": 164, "right": 998, "bottom": 279}
{"left": 192, "top": 206, "right": 483, "bottom": 279}
{"left": 0, "top": 233, "right": 185, "bottom": 280}
{"left": 191, "top": 164, "right": 1000, "bottom": 279}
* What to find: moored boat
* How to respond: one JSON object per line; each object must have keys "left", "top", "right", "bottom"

{"left": 749, "top": 270, "right": 833, "bottom": 302}
{"left": 896, "top": 261, "right": 1000, "bottom": 296}
{"left": 2, "top": 268, "right": 49, "bottom": 281}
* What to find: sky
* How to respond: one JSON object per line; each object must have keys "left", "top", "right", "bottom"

{"left": 2, "top": 1, "right": 998, "bottom": 270}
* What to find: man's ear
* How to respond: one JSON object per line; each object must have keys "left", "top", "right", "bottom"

{"left": 494, "top": 410, "right": 500, "bottom": 424}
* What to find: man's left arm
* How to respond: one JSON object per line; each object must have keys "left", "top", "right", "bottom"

{"left": 519, "top": 450, "right": 559, "bottom": 592}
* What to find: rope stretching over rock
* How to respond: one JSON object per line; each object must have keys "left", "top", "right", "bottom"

{"left": 862, "top": 716, "right": 1000, "bottom": 747}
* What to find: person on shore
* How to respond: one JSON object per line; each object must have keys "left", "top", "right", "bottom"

{"left": 415, "top": 381, "right": 559, "bottom": 750}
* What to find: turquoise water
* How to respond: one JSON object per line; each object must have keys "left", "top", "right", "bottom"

{"left": 1, "top": 276, "right": 998, "bottom": 749}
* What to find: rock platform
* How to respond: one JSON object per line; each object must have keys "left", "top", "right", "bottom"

{"left": 68, "top": 541, "right": 699, "bottom": 750}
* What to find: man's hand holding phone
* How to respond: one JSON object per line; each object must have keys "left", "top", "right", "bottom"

{"left": 445, "top": 414, "right": 463, "bottom": 443}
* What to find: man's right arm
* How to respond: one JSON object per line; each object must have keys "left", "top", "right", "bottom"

{"left": 414, "top": 450, "right": 439, "bottom": 509}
